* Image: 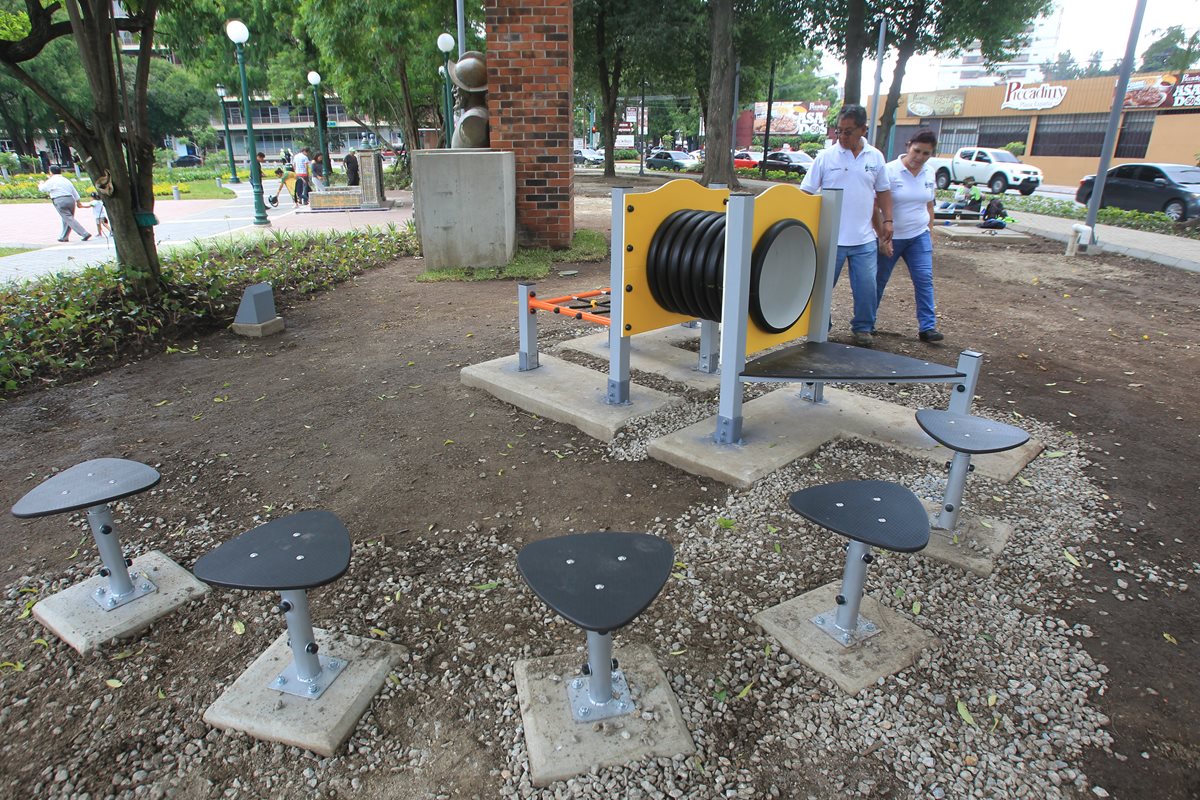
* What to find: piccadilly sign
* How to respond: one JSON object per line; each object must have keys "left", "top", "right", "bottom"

{"left": 1001, "top": 81, "right": 1067, "bottom": 111}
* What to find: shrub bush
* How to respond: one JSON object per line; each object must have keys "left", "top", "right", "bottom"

{"left": 0, "top": 226, "right": 420, "bottom": 396}
{"left": 613, "top": 148, "right": 639, "bottom": 161}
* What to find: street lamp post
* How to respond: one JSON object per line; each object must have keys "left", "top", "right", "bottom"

{"left": 437, "top": 33, "right": 455, "bottom": 147}
{"left": 307, "top": 71, "right": 330, "bottom": 179}
{"left": 216, "top": 84, "right": 240, "bottom": 184}
{"left": 226, "top": 19, "right": 269, "bottom": 226}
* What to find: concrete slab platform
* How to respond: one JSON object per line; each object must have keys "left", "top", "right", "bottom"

{"left": 922, "top": 500, "right": 1014, "bottom": 577}
{"left": 460, "top": 353, "right": 680, "bottom": 442}
{"left": 231, "top": 317, "right": 285, "bottom": 337}
{"left": 555, "top": 328, "right": 719, "bottom": 392}
{"left": 203, "top": 629, "right": 402, "bottom": 757}
{"left": 514, "top": 643, "right": 695, "bottom": 787}
{"left": 754, "top": 581, "right": 939, "bottom": 695}
{"left": 934, "top": 225, "right": 1029, "bottom": 241}
{"left": 33, "top": 550, "right": 208, "bottom": 654}
{"left": 647, "top": 387, "right": 1042, "bottom": 489}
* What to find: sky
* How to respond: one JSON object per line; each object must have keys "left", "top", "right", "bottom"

{"left": 821, "top": 0, "right": 1200, "bottom": 98}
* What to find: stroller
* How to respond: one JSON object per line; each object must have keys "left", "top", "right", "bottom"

{"left": 268, "top": 167, "right": 298, "bottom": 207}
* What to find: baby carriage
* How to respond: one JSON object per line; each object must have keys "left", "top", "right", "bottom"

{"left": 268, "top": 168, "right": 298, "bottom": 207}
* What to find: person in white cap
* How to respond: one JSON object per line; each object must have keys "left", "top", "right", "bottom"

{"left": 38, "top": 165, "right": 92, "bottom": 242}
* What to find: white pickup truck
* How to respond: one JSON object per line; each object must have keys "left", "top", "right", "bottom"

{"left": 927, "top": 147, "right": 1044, "bottom": 196}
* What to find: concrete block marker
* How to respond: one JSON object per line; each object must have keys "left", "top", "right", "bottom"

{"left": 554, "top": 327, "right": 720, "bottom": 392}
{"left": 203, "top": 629, "right": 401, "bottom": 757}
{"left": 514, "top": 645, "right": 695, "bottom": 787}
{"left": 921, "top": 500, "right": 1015, "bottom": 577}
{"left": 754, "top": 583, "right": 939, "bottom": 695}
{"left": 460, "top": 354, "right": 680, "bottom": 443}
{"left": 33, "top": 550, "right": 208, "bottom": 654}
{"left": 231, "top": 282, "right": 285, "bottom": 338}
{"left": 648, "top": 387, "right": 1041, "bottom": 489}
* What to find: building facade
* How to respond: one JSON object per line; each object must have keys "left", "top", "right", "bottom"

{"left": 885, "top": 71, "right": 1200, "bottom": 185}
{"left": 213, "top": 97, "right": 405, "bottom": 165}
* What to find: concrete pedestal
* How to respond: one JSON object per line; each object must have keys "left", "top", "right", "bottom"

{"left": 514, "top": 644, "right": 695, "bottom": 787}
{"left": 203, "top": 629, "right": 402, "bottom": 757}
{"left": 412, "top": 149, "right": 516, "bottom": 269}
{"left": 33, "top": 550, "right": 208, "bottom": 654}
{"left": 921, "top": 500, "right": 1015, "bottom": 577}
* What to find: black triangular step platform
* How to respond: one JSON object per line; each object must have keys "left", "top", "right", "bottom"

{"left": 789, "top": 480, "right": 930, "bottom": 553}
{"left": 742, "top": 341, "right": 964, "bottom": 383}
{"left": 916, "top": 409, "right": 1030, "bottom": 455}
{"left": 12, "top": 458, "right": 160, "bottom": 518}
{"left": 194, "top": 510, "right": 351, "bottom": 592}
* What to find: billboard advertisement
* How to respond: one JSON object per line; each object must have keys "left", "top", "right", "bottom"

{"left": 752, "top": 101, "right": 831, "bottom": 136}
{"left": 1122, "top": 71, "right": 1200, "bottom": 110}
{"left": 905, "top": 91, "right": 966, "bottom": 117}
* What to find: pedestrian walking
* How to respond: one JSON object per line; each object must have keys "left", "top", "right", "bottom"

{"left": 800, "top": 104, "right": 892, "bottom": 347}
{"left": 83, "top": 191, "right": 112, "bottom": 239}
{"left": 37, "top": 165, "right": 91, "bottom": 242}
{"left": 292, "top": 147, "right": 311, "bottom": 205}
{"left": 874, "top": 129, "right": 943, "bottom": 343}
{"left": 343, "top": 149, "right": 359, "bottom": 187}
{"left": 310, "top": 153, "right": 326, "bottom": 192}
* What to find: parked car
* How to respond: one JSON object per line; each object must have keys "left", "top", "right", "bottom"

{"left": 927, "top": 147, "right": 1042, "bottom": 195}
{"left": 733, "top": 150, "right": 763, "bottom": 169}
{"left": 1075, "top": 162, "right": 1200, "bottom": 221}
{"left": 573, "top": 148, "right": 604, "bottom": 166}
{"left": 172, "top": 154, "right": 203, "bottom": 167}
{"left": 762, "top": 150, "right": 813, "bottom": 175}
{"left": 645, "top": 150, "right": 700, "bottom": 171}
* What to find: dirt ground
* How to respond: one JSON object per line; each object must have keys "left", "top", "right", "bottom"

{"left": 1, "top": 177, "right": 1198, "bottom": 798}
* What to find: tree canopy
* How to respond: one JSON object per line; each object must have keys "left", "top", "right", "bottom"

{"left": 1139, "top": 25, "right": 1200, "bottom": 73}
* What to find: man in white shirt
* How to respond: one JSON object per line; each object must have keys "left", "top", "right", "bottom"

{"left": 38, "top": 165, "right": 92, "bottom": 242}
{"left": 292, "top": 147, "right": 311, "bottom": 205}
{"left": 800, "top": 104, "right": 891, "bottom": 347}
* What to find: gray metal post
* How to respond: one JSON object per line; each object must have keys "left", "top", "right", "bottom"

{"left": 517, "top": 282, "right": 539, "bottom": 371}
{"left": 948, "top": 350, "right": 982, "bottom": 415}
{"left": 867, "top": 22, "right": 887, "bottom": 146}
{"left": 697, "top": 320, "right": 720, "bottom": 373}
{"left": 714, "top": 193, "right": 755, "bottom": 444}
{"left": 834, "top": 540, "right": 871, "bottom": 635}
{"left": 1085, "top": 0, "right": 1147, "bottom": 245}
{"left": 607, "top": 187, "right": 632, "bottom": 404}
{"left": 280, "top": 589, "right": 322, "bottom": 682}
{"left": 455, "top": 0, "right": 466, "bottom": 58}
{"left": 935, "top": 451, "right": 972, "bottom": 531}
{"left": 87, "top": 505, "right": 135, "bottom": 598}
{"left": 802, "top": 188, "right": 843, "bottom": 404}
{"left": 586, "top": 630, "right": 614, "bottom": 704}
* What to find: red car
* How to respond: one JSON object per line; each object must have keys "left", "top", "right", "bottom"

{"left": 733, "top": 151, "right": 761, "bottom": 169}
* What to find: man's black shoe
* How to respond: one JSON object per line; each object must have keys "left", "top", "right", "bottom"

{"left": 919, "top": 329, "right": 944, "bottom": 343}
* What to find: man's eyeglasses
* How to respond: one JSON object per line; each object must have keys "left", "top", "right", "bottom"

{"left": 835, "top": 127, "right": 862, "bottom": 136}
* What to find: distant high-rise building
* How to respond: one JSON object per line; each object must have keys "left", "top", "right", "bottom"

{"left": 935, "top": 5, "right": 1065, "bottom": 89}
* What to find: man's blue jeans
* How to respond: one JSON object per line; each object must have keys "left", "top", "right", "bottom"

{"left": 876, "top": 231, "right": 936, "bottom": 332}
{"left": 834, "top": 241, "right": 879, "bottom": 334}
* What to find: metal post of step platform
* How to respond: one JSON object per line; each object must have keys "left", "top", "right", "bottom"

{"left": 948, "top": 350, "right": 982, "bottom": 415}
{"left": 714, "top": 194, "right": 755, "bottom": 444}
{"left": 936, "top": 451, "right": 972, "bottom": 532}
{"left": 835, "top": 541, "right": 870, "bottom": 636}
{"left": 87, "top": 505, "right": 135, "bottom": 600}
{"left": 697, "top": 320, "right": 719, "bottom": 373}
{"left": 273, "top": 588, "right": 348, "bottom": 699}
{"left": 801, "top": 188, "right": 843, "bottom": 405}
{"left": 607, "top": 187, "right": 631, "bottom": 405}
{"left": 518, "top": 282, "right": 539, "bottom": 371}
{"left": 586, "top": 630, "right": 614, "bottom": 704}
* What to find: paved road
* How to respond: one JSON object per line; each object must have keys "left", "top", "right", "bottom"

{"left": 0, "top": 182, "right": 412, "bottom": 285}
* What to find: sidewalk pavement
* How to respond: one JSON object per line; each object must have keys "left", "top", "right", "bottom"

{"left": 1007, "top": 212, "right": 1200, "bottom": 274}
{"left": 0, "top": 183, "right": 413, "bottom": 285}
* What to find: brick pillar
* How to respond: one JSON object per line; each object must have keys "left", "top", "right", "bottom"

{"left": 485, "top": 0, "right": 574, "bottom": 248}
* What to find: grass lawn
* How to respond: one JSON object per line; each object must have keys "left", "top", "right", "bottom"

{"left": 163, "top": 181, "right": 237, "bottom": 200}
{"left": 0, "top": 246, "right": 37, "bottom": 257}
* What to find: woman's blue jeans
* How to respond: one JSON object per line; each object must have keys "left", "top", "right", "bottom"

{"left": 834, "top": 241, "right": 879, "bottom": 334}
{"left": 876, "top": 230, "right": 937, "bottom": 333}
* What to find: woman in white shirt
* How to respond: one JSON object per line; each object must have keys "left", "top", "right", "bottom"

{"left": 874, "top": 129, "right": 942, "bottom": 342}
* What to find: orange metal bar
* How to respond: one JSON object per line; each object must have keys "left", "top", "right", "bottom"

{"left": 539, "top": 288, "right": 611, "bottom": 305}
{"left": 527, "top": 286, "right": 612, "bottom": 326}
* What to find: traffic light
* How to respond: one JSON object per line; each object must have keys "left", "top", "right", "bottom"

{"left": 591, "top": 125, "right": 598, "bottom": 133}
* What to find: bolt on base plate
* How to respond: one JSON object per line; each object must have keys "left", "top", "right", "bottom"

{"left": 811, "top": 609, "right": 881, "bottom": 648}
{"left": 271, "top": 654, "right": 349, "bottom": 700}
{"left": 91, "top": 571, "right": 158, "bottom": 611}
{"left": 566, "top": 670, "right": 636, "bottom": 722}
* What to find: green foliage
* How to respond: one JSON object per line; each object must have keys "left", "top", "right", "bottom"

{"left": 613, "top": 149, "right": 639, "bottom": 161}
{"left": 416, "top": 231, "right": 609, "bottom": 283}
{"left": 1003, "top": 142, "right": 1026, "bottom": 157}
{"left": 1139, "top": 26, "right": 1200, "bottom": 73}
{"left": 735, "top": 167, "right": 803, "bottom": 183}
{"left": 0, "top": 228, "right": 420, "bottom": 396}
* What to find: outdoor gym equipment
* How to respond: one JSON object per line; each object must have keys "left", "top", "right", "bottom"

{"left": 9, "top": 458, "right": 207, "bottom": 653}
{"left": 517, "top": 531, "right": 674, "bottom": 722}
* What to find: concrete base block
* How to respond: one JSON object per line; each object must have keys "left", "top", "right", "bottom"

{"left": 460, "top": 354, "right": 680, "bottom": 443}
{"left": 555, "top": 328, "right": 719, "bottom": 392}
{"left": 203, "top": 629, "right": 402, "bottom": 757}
{"left": 231, "top": 317, "right": 285, "bottom": 338}
{"left": 648, "top": 387, "right": 1042, "bottom": 489}
{"left": 33, "top": 550, "right": 208, "bottom": 654}
{"left": 754, "top": 581, "right": 939, "bottom": 695}
{"left": 514, "top": 644, "right": 695, "bottom": 787}
{"left": 921, "top": 500, "right": 1014, "bottom": 577}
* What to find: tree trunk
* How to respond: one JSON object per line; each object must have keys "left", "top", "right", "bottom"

{"left": 593, "top": 8, "right": 623, "bottom": 179}
{"left": 701, "top": 0, "right": 735, "bottom": 188}
{"left": 843, "top": 0, "right": 867, "bottom": 104}
{"left": 876, "top": 36, "right": 917, "bottom": 153}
